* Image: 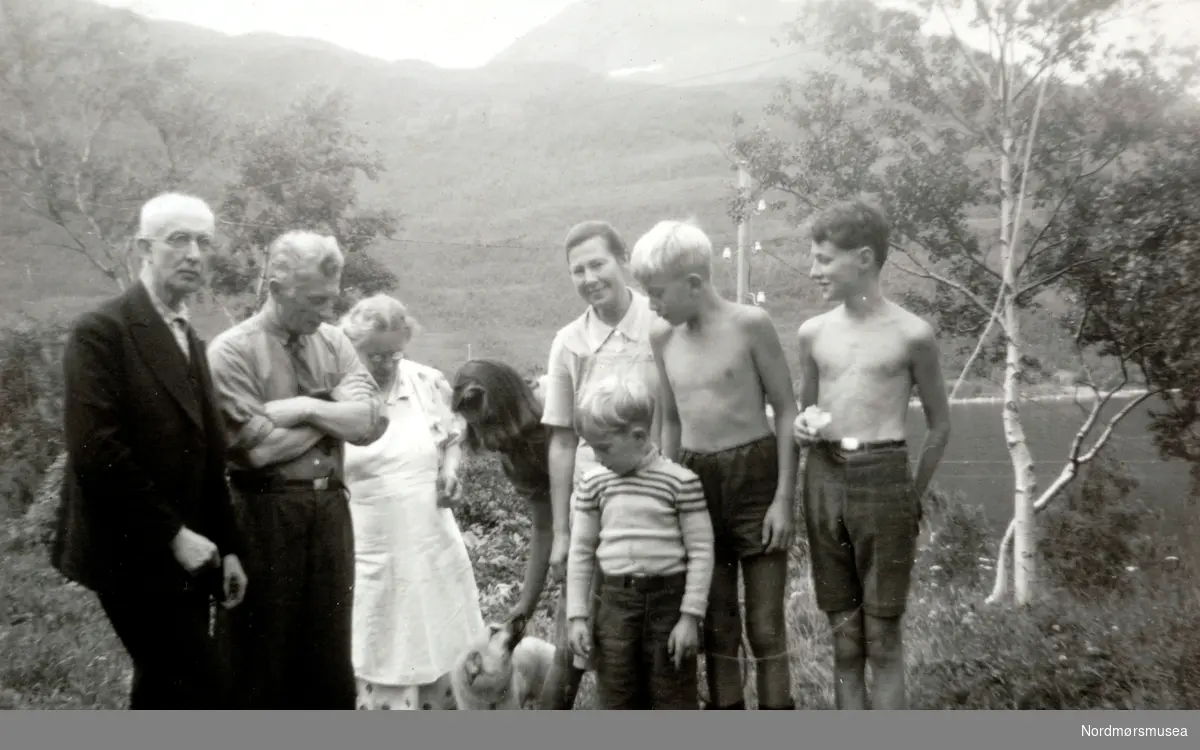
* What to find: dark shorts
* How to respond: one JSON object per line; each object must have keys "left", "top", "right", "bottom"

{"left": 803, "top": 441, "right": 921, "bottom": 619}
{"left": 680, "top": 434, "right": 782, "bottom": 559}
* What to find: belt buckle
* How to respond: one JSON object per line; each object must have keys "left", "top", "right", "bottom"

{"left": 839, "top": 437, "right": 863, "bottom": 453}
{"left": 313, "top": 477, "right": 329, "bottom": 491}
{"left": 625, "top": 575, "right": 655, "bottom": 592}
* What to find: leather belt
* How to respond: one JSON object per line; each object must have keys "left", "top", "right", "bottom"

{"left": 601, "top": 571, "right": 687, "bottom": 592}
{"left": 228, "top": 471, "right": 344, "bottom": 494}
{"left": 819, "top": 438, "right": 907, "bottom": 455}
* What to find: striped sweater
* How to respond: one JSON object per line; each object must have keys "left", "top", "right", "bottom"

{"left": 566, "top": 448, "right": 715, "bottom": 620}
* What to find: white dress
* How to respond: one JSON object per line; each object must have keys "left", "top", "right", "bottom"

{"left": 343, "top": 358, "right": 487, "bottom": 709}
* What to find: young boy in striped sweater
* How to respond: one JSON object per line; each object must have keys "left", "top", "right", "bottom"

{"left": 565, "top": 374, "right": 715, "bottom": 710}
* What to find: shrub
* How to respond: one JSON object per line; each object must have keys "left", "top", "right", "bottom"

{"left": 451, "top": 453, "right": 525, "bottom": 530}
{"left": 1037, "top": 450, "right": 1148, "bottom": 595}
{"left": 449, "top": 453, "right": 570, "bottom": 621}
{"left": 906, "top": 576, "right": 1199, "bottom": 709}
{"left": 0, "top": 319, "right": 68, "bottom": 520}
{"left": 11, "top": 451, "right": 67, "bottom": 553}
{"left": 915, "top": 485, "right": 995, "bottom": 589}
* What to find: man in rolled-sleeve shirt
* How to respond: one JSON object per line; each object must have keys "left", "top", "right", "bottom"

{"left": 207, "top": 230, "right": 387, "bottom": 710}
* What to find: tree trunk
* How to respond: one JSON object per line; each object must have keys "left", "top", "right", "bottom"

{"left": 114, "top": 240, "right": 137, "bottom": 290}
{"left": 254, "top": 247, "right": 270, "bottom": 309}
{"left": 1002, "top": 300, "right": 1037, "bottom": 605}
{"left": 994, "top": 118, "right": 1038, "bottom": 607}
{"left": 986, "top": 388, "right": 1157, "bottom": 605}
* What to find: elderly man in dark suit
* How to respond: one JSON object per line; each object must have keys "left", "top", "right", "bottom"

{"left": 52, "top": 192, "right": 248, "bottom": 710}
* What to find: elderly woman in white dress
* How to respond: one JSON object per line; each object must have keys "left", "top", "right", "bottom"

{"left": 339, "top": 293, "right": 487, "bottom": 710}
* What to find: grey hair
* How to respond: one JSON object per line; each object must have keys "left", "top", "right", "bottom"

{"left": 138, "top": 192, "right": 214, "bottom": 239}
{"left": 266, "top": 230, "right": 344, "bottom": 289}
{"left": 339, "top": 293, "right": 420, "bottom": 345}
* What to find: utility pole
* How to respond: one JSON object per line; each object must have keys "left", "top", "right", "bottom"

{"left": 736, "top": 165, "right": 751, "bottom": 304}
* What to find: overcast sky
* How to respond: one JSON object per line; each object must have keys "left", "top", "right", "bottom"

{"left": 98, "top": 0, "right": 576, "bottom": 67}
{"left": 98, "top": 0, "right": 1198, "bottom": 70}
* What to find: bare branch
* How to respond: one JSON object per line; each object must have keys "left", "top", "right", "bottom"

{"left": 867, "top": 46, "right": 1003, "bottom": 154}
{"left": 935, "top": 0, "right": 998, "bottom": 102}
{"left": 949, "top": 286, "right": 1007, "bottom": 399}
{"left": 776, "top": 184, "right": 821, "bottom": 210}
{"left": 1007, "top": 44, "right": 1055, "bottom": 272}
{"left": 1016, "top": 257, "right": 1105, "bottom": 301}
{"left": 20, "top": 192, "right": 93, "bottom": 257}
{"left": 1078, "top": 389, "right": 1159, "bottom": 467}
{"left": 1022, "top": 98, "right": 1164, "bottom": 274}
{"left": 1008, "top": 0, "right": 1076, "bottom": 105}
{"left": 1086, "top": 308, "right": 1158, "bottom": 386}
{"left": 1018, "top": 201, "right": 1077, "bottom": 275}
{"left": 985, "top": 386, "right": 1163, "bottom": 605}
{"left": 1067, "top": 362, "right": 1130, "bottom": 464}
{"left": 72, "top": 107, "right": 129, "bottom": 282}
{"left": 1011, "top": 53, "right": 1060, "bottom": 104}
{"left": 891, "top": 245, "right": 1009, "bottom": 336}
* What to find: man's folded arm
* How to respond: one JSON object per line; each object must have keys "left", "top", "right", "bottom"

{"left": 244, "top": 425, "right": 325, "bottom": 468}
{"left": 309, "top": 330, "right": 389, "bottom": 446}
{"left": 207, "top": 337, "right": 325, "bottom": 470}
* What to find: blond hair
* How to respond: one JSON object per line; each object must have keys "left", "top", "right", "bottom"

{"left": 628, "top": 219, "right": 713, "bottom": 286}
{"left": 267, "top": 230, "right": 344, "bottom": 290}
{"left": 339, "top": 293, "right": 420, "bottom": 345}
{"left": 574, "top": 373, "right": 656, "bottom": 439}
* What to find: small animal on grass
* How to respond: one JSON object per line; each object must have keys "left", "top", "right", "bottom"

{"left": 449, "top": 615, "right": 558, "bottom": 710}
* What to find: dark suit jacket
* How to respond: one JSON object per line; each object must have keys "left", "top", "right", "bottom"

{"left": 52, "top": 283, "right": 244, "bottom": 594}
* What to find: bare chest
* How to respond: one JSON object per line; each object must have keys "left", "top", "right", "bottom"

{"left": 663, "top": 331, "right": 754, "bottom": 395}
{"left": 812, "top": 325, "right": 911, "bottom": 383}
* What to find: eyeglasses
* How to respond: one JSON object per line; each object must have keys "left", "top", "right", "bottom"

{"left": 146, "top": 231, "right": 215, "bottom": 251}
{"left": 364, "top": 351, "right": 403, "bottom": 366}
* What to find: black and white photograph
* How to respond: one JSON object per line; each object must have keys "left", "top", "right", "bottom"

{"left": 0, "top": 0, "right": 1198, "bottom": 730}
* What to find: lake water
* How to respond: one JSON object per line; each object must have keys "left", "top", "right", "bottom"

{"left": 903, "top": 392, "right": 1195, "bottom": 535}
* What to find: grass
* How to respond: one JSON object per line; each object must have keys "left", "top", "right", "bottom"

{"left": 3, "top": 453, "right": 1197, "bottom": 710}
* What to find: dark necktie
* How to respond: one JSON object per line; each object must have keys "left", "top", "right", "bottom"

{"left": 172, "top": 317, "right": 192, "bottom": 363}
{"left": 284, "top": 333, "right": 338, "bottom": 457}
{"left": 284, "top": 334, "right": 320, "bottom": 396}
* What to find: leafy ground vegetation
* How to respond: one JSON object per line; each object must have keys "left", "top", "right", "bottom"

{"left": 3, "top": 446, "right": 1196, "bottom": 710}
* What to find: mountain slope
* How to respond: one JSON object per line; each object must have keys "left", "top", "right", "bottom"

{"left": 2, "top": 0, "right": 1078, "bottom": 383}
{"left": 2, "top": 0, "right": 815, "bottom": 373}
{"left": 491, "top": 0, "right": 827, "bottom": 84}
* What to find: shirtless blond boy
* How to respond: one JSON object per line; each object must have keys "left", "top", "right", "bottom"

{"left": 629, "top": 220, "right": 800, "bottom": 711}
{"left": 792, "top": 200, "right": 952, "bottom": 710}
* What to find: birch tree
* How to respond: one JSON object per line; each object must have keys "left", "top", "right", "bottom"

{"left": 0, "top": 0, "right": 227, "bottom": 289}
{"left": 729, "top": 0, "right": 1195, "bottom": 605}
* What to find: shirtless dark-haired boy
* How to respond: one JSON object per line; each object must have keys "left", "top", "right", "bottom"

{"left": 630, "top": 219, "right": 800, "bottom": 711}
{"left": 793, "top": 199, "right": 951, "bottom": 710}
